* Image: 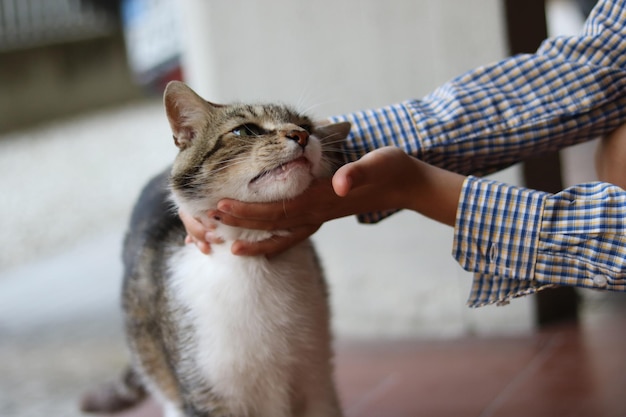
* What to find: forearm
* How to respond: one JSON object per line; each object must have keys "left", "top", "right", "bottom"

{"left": 331, "top": 0, "right": 626, "bottom": 179}
{"left": 405, "top": 158, "right": 464, "bottom": 227}
{"left": 367, "top": 156, "right": 626, "bottom": 308}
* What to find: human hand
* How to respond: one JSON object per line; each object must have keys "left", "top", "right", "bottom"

{"left": 211, "top": 179, "right": 336, "bottom": 257}
{"left": 179, "top": 208, "right": 223, "bottom": 254}
{"left": 212, "top": 147, "right": 464, "bottom": 256}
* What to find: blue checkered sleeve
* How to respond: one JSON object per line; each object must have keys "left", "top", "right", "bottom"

{"left": 457, "top": 178, "right": 626, "bottom": 307}
{"left": 327, "top": 0, "right": 626, "bottom": 305}
{"left": 330, "top": 0, "right": 626, "bottom": 185}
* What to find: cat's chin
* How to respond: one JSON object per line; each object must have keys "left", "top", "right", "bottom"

{"left": 247, "top": 156, "right": 314, "bottom": 201}
{"left": 249, "top": 156, "right": 311, "bottom": 185}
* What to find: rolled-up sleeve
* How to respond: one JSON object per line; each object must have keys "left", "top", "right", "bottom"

{"left": 328, "top": 0, "right": 626, "bottom": 225}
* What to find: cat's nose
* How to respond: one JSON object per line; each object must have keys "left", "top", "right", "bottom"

{"left": 285, "top": 130, "right": 309, "bottom": 148}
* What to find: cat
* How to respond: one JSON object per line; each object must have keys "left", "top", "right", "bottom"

{"left": 81, "top": 81, "right": 351, "bottom": 417}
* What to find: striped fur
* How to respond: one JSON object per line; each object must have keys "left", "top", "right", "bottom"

{"left": 83, "top": 81, "right": 350, "bottom": 417}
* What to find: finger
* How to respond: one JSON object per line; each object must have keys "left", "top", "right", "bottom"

{"left": 196, "top": 241, "right": 211, "bottom": 255}
{"left": 210, "top": 209, "right": 290, "bottom": 231}
{"left": 332, "top": 165, "right": 353, "bottom": 197}
{"left": 204, "top": 231, "right": 225, "bottom": 245}
{"left": 231, "top": 224, "right": 320, "bottom": 258}
{"left": 217, "top": 199, "right": 290, "bottom": 222}
{"left": 185, "top": 234, "right": 211, "bottom": 255}
{"left": 198, "top": 216, "right": 219, "bottom": 230}
{"left": 216, "top": 179, "right": 331, "bottom": 222}
{"left": 333, "top": 159, "right": 370, "bottom": 196}
{"left": 179, "top": 209, "right": 210, "bottom": 242}
{"left": 212, "top": 200, "right": 314, "bottom": 230}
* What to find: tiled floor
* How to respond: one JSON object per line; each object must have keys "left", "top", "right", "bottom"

{"left": 102, "top": 305, "right": 626, "bottom": 417}
{"left": 336, "top": 319, "right": 626, "bottom": 417}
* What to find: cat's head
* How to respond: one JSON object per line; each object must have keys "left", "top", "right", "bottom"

{"left": 163, "top": 81, "right": 351, "bottom": 216}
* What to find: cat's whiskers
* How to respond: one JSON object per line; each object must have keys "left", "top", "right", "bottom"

{"left": 207, "top": 156, "right": 253, "bottom": 175}
{"left": 321, "top": 148, "right": 365, "bottom": 159}
{"left": 293, "top": 82, "right": 338, "bottom": 116}
{"left": 294, "top": 82, "right": 319, "bottom": 114}
{"left": 282, "top": 199, "right": 288, "bottom": 219}
{"left": 297, "top": 100, "right": 334, "bottom": 117}
{"left": 116, "top": 82, "right": 347, "bottom": 417}
{"left": 320, "top": 139, "right": 366, "bottom": 158}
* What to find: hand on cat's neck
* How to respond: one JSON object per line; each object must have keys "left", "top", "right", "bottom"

{"left": 209, "top": 148, "right": 464, "bottom": 257}
{"left": 180, "top": 207, "right": 286, "bottom": 255}
{"left": 180, "top": 148, "right": 466, "bottom": 257}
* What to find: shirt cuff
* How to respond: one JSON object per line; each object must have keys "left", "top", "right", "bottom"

{"left": 535, "top": 182, "right": 626, "bottom": 290}
{"left": 453, "top": 176, "right": 551, "bottom": 306}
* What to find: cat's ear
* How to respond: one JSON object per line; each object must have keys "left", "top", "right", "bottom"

{"left": 313, "top": 121, "right": 352, "bottom": 171}
{"left": 163, "top": 81, "right": 216, "bottom": 150}
{"left": 313, "top": 121, "right": 351, "bottom": 144}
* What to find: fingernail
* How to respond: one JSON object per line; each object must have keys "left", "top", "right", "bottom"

{"left": 197, "top": 241, "right": 210, "bottom": 254}
{"left": 205, "top": 231, "right": 224, "bottom": 244}
{"left": 199, "top": 217, "right": 217, "bottom": 229}
{"left": 231, "top": 242, "right": 245, "bottom": 256}
{"left": 217, "top": 201, "right": 231, "bottom": 212}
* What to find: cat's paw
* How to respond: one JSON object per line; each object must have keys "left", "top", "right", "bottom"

{"left": 80, "top": 380, "right": 146, "bottom": 413}
{"left": 80, "top": 368, "right": 147, "bottom": 414}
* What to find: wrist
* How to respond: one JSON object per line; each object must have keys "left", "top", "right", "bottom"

{"left": 407, "top": 159, "right": 464, "bottom": 227}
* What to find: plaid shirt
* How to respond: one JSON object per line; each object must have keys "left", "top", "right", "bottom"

{"left": 330, "top": 0, "right": 626, "bottom": 307}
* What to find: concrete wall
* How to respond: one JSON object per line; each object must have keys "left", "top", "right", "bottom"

{"left": 177, "top": 0, "right": 535, "bottom": 338}
{"left": 180, "top": 0, "right": 507, "bottom": 112}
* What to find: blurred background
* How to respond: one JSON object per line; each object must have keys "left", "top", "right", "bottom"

{"left": 0, "top": 0, "right": 623, "bottom": 416}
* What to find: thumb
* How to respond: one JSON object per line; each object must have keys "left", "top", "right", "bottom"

{"left": 332, "top": 160, "right": 368, "bottom": 197}
{"left": 332, "top": 147, "right": 406, "bottom": 197}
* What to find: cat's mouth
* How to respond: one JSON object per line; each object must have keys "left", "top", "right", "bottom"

{"left": 250, "top": 156, "right": 311, "bottom": 184}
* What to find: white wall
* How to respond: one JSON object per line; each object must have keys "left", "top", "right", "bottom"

{"left": 178, "top": 0, "right": 535, "bottom": 338}
{"left": 180, "top": 0, "right": 508, "bottom": 112}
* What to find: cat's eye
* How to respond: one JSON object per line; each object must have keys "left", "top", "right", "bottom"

{"left": 232, "top": 124, "right": 267, "bottom": 137}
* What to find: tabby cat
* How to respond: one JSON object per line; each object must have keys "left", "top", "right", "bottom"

{"left": 81, "top": 81, "right": 350, "bottom": 417}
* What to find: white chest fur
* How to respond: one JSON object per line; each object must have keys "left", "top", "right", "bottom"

{"left": 167, "top": 241, "right": 329, "bottom": 417}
